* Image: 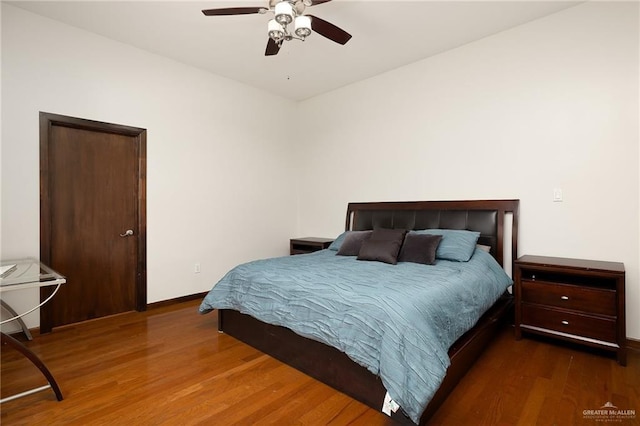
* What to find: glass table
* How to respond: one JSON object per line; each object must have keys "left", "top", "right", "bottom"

{"left": 0, "top": 257, "right": 66, "bottom": 403}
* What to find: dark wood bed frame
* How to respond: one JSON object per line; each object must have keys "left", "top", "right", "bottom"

{"left": 217, "top": 199, "right": 520, "bottom": 424}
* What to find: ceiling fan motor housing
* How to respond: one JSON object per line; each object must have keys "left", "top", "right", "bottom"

{"left": 269, "top": 0, "right": 308, "bottom": 16}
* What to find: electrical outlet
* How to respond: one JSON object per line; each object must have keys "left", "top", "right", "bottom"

{"left": 553, "top": 188, "right": 563, "bottom": 202}
{"left": 194, "top": 263, "right": 201, "bottom": 273}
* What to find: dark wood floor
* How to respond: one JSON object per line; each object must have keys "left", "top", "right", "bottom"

{"left": 1, "top": 299, "right": 638, "bottom": 425}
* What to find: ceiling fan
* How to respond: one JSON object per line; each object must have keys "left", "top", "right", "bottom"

{"left": 202, "top": 0, "right": 352, "bottom": 56}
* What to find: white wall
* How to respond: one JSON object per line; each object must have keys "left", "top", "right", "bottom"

{"left": 296, "top": 2, "right": 640, "bottom": 339}
{"left": 1, "top": 4, "right": 297, "bottom": 329}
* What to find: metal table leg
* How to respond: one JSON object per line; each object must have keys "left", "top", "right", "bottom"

{"left": 0, "top": 300, "right": 32, "bottom": 340}
{"left": 0, "top": 332, "right": 63, "bottom": 402}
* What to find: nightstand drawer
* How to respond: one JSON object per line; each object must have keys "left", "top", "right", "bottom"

{"left": 521, "top": 280, "right": 616, "bottom": 316}
{"left": 521, "top": 304, "right": 616, "bottom": 343}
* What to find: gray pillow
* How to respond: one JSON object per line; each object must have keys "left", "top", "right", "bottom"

{"left": 477, "top": 244, "right": 492, "bottom": 253}
{"left": 398, "top": 233, "right": 443, "bottom": 265}
{"left": 357, "top": 228, "right": 406, "bottom": 265}
{"left": 336, "top": 231, "right": 373, "bottom": 256}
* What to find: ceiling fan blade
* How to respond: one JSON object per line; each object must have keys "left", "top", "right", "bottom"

{"left": 202, "top": 7, "right": 266, "bottom": 16}
{"left": 308, "top": 15, "right": 352, "bottom": 45}
{"left": 310, "top": 0, "right": 333, "bottom": 5}
{"left": 265, "top": 38, "right": 281, "bottom": 56}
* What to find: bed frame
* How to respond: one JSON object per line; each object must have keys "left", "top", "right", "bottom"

{"left": 218, "top": 199, "right": 519, "bottom": 424}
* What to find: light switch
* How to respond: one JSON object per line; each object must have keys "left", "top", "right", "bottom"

{"left": 553, "top": 188, "right": 563, "bottom": 202}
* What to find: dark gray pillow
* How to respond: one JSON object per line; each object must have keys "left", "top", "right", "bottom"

{"left": 357, "top": 228, "right": 406, "bottom": 265}
{"left": 336, "top": 230, "right": 373, "bottom": 256}
{"left": 398, "top": 233, "right": 443, "bottom": 265}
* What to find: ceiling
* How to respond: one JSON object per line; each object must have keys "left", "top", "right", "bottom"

{"left": 10, "top": 1, "right": 581, "bottom": 101}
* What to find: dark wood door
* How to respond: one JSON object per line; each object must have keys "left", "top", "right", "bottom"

{"left": 40, "top": 113, "right": 147, "bottom": 333}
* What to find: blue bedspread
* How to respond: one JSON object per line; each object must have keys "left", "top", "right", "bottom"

{"left": 199, "top": 248, "right": 512, "bottom": 423}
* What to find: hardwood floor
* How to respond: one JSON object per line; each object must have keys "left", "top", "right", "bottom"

{"left": 1, "top": 299, "right": 638, "bottom": 425}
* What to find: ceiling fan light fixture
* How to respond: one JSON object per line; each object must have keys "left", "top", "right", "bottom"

{"left": 294, "top": 15, "right": 312, "bottom": 38}
{"left": 268, "top": 19, "right": 285, "bottom": 41}
{"left": 202, "top": 1, "right": 353, "bottom": 57}
{"left": 275, "top": 1, "right": 294, "bottom": 25}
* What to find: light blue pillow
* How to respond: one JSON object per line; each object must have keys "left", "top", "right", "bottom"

{"left": 328, "top": 231, "right": 349, "bottom": 251}
{"left": 412, "top": 229, "right": 480, "bottom": 262}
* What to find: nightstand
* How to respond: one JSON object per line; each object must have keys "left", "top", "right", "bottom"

{"left": 514, "top": 255, "right": 626, "bottom": 365}
{"left": 289, "top": 237, "right": 334, "bottom": 255}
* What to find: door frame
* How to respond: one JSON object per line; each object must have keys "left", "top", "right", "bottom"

{"left": 39, "top": 112, "right": 147, "bottom": 332}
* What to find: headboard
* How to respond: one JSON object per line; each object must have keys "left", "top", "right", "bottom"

{"left": 345, "top": 200, "right": 519, "bottom": 271}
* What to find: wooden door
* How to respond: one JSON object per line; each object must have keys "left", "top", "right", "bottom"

{"left": 40, "top": 113, "right": 146, "bottom": 333}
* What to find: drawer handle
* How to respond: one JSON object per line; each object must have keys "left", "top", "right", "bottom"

{"left": 561, "top": 296, "right": 569, "bottom": 300}
{"left": 561, "top": 320, "right": 569, "bottom": 325}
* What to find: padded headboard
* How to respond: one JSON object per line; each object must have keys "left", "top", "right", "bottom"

{"left": 345, "top": 200, "right": 519, "bottom": 270}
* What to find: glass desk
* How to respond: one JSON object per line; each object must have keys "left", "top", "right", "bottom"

{"left": 0, "top": 257, "right": 65, "bottom": 403}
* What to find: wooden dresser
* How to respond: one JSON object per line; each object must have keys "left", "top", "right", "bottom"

{"left": 514, "top": 255, "right": 626, "bottom": 365}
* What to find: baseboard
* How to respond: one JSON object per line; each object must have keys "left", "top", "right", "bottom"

{"left": 628, "top": 338, "right": 640, "bottom": 353}
{"left": 4, "top": 328, "right": 39, "bottom": 339}
{"left": 146, "top": 292, "right": 207, "bottom": 310}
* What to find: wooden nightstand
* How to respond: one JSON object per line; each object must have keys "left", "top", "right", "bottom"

{"left": 514, "top": 255, "right": 626, "bottom": 365}
{"left": 289, "top": 237, "right": 334, "bottom": 255}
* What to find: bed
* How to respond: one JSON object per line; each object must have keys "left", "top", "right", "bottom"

{"left": 200, "top": 199, "right": 519, "bottom": 424}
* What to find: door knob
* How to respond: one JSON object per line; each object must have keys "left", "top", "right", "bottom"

{"left": 119, "top": 229, "right": 134, "bottom": 237}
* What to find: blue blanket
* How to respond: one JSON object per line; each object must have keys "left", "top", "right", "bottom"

{"left": 199, "top": 248, "right": 512, "bottom": 423}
